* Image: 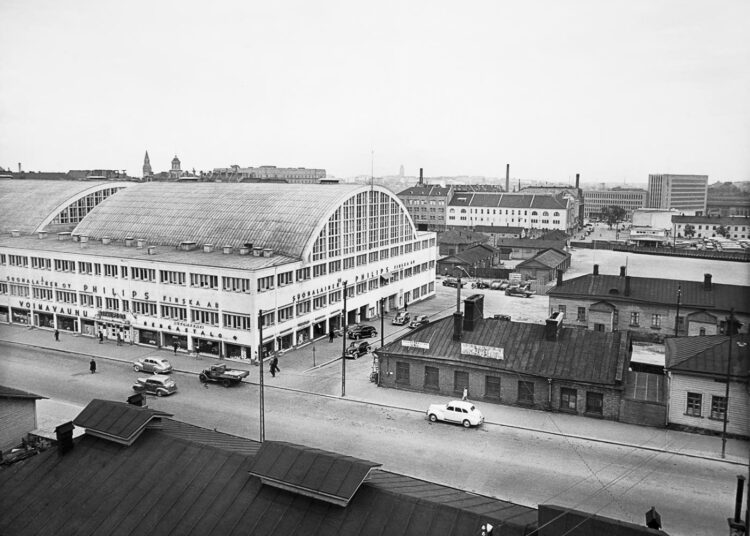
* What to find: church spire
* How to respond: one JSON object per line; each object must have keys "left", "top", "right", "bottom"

{"left": 142, "top": 151, "right": 152, "bottom": 179}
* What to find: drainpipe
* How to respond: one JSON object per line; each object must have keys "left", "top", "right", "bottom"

{"left": 547, "top": 378, "right": 553, "bottom": 410}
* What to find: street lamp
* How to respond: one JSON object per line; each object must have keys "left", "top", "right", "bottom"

{"left": 341, "top": 280, "right": 348, "bottom": 397}
{"left": 257, "top": 308, "right": 265, "bottom": 443}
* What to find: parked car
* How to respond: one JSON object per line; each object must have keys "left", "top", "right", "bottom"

{"left": 489, "top": 280, "right": 509, "bottom": 290}
{"left": 426, "top": 400, "right": 484, "bottom": 428}
{"left": 132, "top": 375, "right": 177, "bottom": 397}
{"left": 408, "top": 315, "right": 429, "bottom": 329}
{"left": 505, "top": 286, "right": 534, "bottom": 298}
{"left": 133, "top": 357, "right": 173, "bottom": 374}
{"left": 392, "top": 311, "right": 410, "bottom": 325}
{"left": 492, "top": 314, "right": 511, "bottom": 321}
{"left": 348, "top": 324, "right": 378, "bottom": 339}
{"left": 471, "top": 280, "right": 490, "bottom": 289}
{"left": 442, "top": 277, "right": 465, "bottom": 288}
{"left": 198, "top": 364, "right": 249, "bottom": 387}
{"left": 345, "top": 341, "right": 371, "bottom": 359}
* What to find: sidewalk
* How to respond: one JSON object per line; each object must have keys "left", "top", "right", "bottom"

{"left": 2, "top": 323, "right": 748, "bottom": 466}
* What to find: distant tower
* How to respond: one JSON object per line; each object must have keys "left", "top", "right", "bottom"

{"left": 399, "top": 164, "right": 405, "bottom": 178}
{"left": 142, "top": 151, "right": 152, "bottom": 178}
{"left": 170, "top": 155, "right": 181, "bottom": 179}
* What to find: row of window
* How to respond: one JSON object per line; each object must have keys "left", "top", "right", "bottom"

{"left": 450, "top": 209, "right": 561, "bottom": 216}
{"left": 560, "top": 305, "right": 666, "bottom": 329}
{"left": 395, "top": 364, "right": 604, "bottom": 414}
{"left": 685, "top": 392, "right": 726, "bottom": 420}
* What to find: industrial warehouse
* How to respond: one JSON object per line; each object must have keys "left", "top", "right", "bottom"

{"left": 0, "top": 180, "right": 437, "bottom": 359}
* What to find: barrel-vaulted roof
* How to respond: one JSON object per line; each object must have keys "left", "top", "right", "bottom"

{"left": 0, "top": 179, "right": 130, "bottom": 234}
{"left": 73, "top": 182, "right": 410, "bottom": 259}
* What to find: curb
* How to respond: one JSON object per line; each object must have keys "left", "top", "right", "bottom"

{"left": 4, "top": 338, "right": 747, "bottom": 467}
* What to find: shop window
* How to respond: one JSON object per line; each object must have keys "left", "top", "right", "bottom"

{"left": 424, "top": 366, "right": 439, "bottom": 390}
{"left": 586, "top": 392, "right": 603, "bottom": 415}
{"left": 685, "top": 392, "right": 702, "bottom": 417}
{"left": 485, "top": 376, "right": 501, "bottom": 399}
{"left": 454, "top": 371, "right": 468, "bottom": 394}
{"left": 518, "top": 381, "right": 534, "bottom": 405}
{"left": 560, "top": 387, "right": 577, "bottom": 411}
{"left": 396, "top": 362, "right": 410, "bottom": 384}
{"left": 710, "top": 395, "right": 726, "bottom": 420}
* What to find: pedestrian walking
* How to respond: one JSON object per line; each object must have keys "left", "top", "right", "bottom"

{"left": 116, "top": 334, "right": 122, "bottom": 346}
{"left": 462, "top": 387, "right": 468, "bottom": 401}
{"left": 98, "top": 331, "right": 103, "bottom": 344}
{"left": 54, "top": 329, "right": 59, "bottom": 342}
{"left": 270, "top": 356, "right": 280, "bottom": 377}
{"left": 172, "top": 341, "right": 178, "bottom": 354}
{"left": 328, "top": 327, "right": 335, "bottom": 343}
{"left": 89, "top": 358, "right": 97, "bottom": 374}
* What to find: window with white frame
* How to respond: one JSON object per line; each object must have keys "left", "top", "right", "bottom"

{"left": 105, "top": 298, "right": 119, "bottom": 311}
{"left": 277, "top": 271, "right": 293, "bottom": 286}
{"left": 161, "top": 305, "right": 187, "bottom": 320}
{"left": 296, "top": 299, "right": 311, "bottom": 315}
{"left": 32, "top": 257, "right": 51, "bottom": 270}
{"left": 222, "top": 276, "right": 251, "bottom": 293}
{"left": 10, "top": 284, "right": 29, "bottom": 297}
{"left": 295, "top": 267, "right": 310, "bottom": 281}
{"left": 191, "top": 309, "right": 219, "bottom": 326}
{"left": 223, "top": 313, "right": 251, "bottom": 330}
{"left": 278, "top": 305, "right": 294, "bottom": 322}
{"left": 56, "top": 290, "right": 77, "bottom": 304}
{"left": 190, "top": 273, "right": 218, "bottom": 289}
{"left": 257, "top": 275, "right": 275, "bottom": 292}
{"left": 313, "top": 295, "right": 327, "bottom": 309}
{"left": 33, "top": 287, "right": 53, "bottom": 300}
{"left": 131, "top": 267, "right": 156, "bottom": 282}
{"left": 160, "top": 270, "right": 186, "bottom": 285}
{"left": 54, "top": 259, "right": 75, "bottom": 272}
{"left": 104, "top": 264, "right": 118, "bottom": 277}
{"left": 685, "top": 392, "right": 702, "bottom": 417}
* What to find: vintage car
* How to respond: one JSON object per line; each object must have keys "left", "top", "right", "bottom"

{"left": 442, "top": 277, "right": 465, "bottom": 288}
{"left": 392, "top": 311, "right": 410, "bottom": 325}
{"left": 426, "top": 400, "right": 484, "bottom": 428}
{"left": 132, "top": 375, "right": 177, "bottom": 397}
{"left": 198, "top": 364, "right": 249, "bottom": 387}
{"left": 347, "top": 324, "right": 378, "bottom": 339}
{"left": 505, "top": 286, "right": 534, "bottom": 298}
{"left": 471, "top": 280, "right": 490, "bottom": 289}
{"left": 133, "top": 357, "right": 173, "bottom": 374}
{"left": 345, "top": 341, "right": 371, "bottom": 359}
{"left": 407, "top": 315, "right": 429, "bottom": 329}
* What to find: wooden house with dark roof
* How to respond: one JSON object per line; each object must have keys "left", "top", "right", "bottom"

{"left": 494, "top": 237, "right": 568, "bottom": 260}
{"left": 548, "top": 267, "right": 750, "bottom": 342}
{"left": 437, "top": 244, "right": 503, "bottom": 279}
{"left": 0, "top": 398, "right": 669, "bottom": 536}
{"left": 665, "top": 334, "right": 750, "bottom": 437}
{"left": 0, "top": 386, "right": 46, "bottom": 451}
{"left": 515, "top": 248, "right": 571, "bottom": 284}
{"left": 376, "top": 295, "right": 632, "bottom": 421}
{"left": 437, "top": 228, "right": 490, "bottom": 256}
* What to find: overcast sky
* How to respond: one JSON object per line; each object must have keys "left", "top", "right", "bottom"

{"left": 1, "top": 0, "right": 748, "bottom": 184}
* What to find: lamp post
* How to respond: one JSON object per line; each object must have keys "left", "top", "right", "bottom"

{"left": 674, "top": 285, "right": 681, "bottom": 337}
{"left": 257, "top": 309, "right": 265, "bottom": 443}
{"left": 341, "top": 281, "right": 348, "bottom": 397}
{"left": 721, "top": 309, "right": 737, "bottom": 459}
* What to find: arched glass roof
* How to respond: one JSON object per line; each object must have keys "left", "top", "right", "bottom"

{"left": 72, "top": 182, "right": 416, "bottom": 259}
{"left": 0, "top": 180, "right": 131, "bottom": 234}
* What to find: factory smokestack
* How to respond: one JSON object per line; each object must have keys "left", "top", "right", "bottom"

{"left": 575, "top": 173, "right": 580, "bottom": 189}
{"left": 505, "top": 164, "right": 510, "bottom": 192}
{"left": 419, "top": 168, "right": 423, "bottom": 186}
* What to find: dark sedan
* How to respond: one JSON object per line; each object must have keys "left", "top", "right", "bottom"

{"left": 347, "top": 324, "right": 378, "bottom": 339}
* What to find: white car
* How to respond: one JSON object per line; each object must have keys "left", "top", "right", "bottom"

{"left": 426, "top": 400, "right": 484, "bottom": 428}
{"left": 133, "top": 357, "right": 173, "bottom": 374}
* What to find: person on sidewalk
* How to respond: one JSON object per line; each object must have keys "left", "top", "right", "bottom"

{"left": 116, "top": 334, "right": 122, "bottom": 346}
{"left": 54, "top": 329, "right": 59, "bottom": 342}
{"left": 328, "top": 328, "right": 335, "bottom": 343}
{"left": 462, "top": 387, "right": 468, "bottom": 401}
{"left": 90, "top": 358, "right": 97, "bottom": 374}
{"left": 172, "top": 341, "right": 179, "bottom": 354}
{"left": 98, "top": 331, "right": 103, "bottom": 344}
{"left": 269, "top": 356, "right": 280, "bottom": 377}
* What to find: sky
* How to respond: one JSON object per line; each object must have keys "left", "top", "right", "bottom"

{"left": 1, "top": 0, "right": 748, "bottom": 185}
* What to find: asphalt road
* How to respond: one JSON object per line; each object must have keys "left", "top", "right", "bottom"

{"left": 1, "top": 342, "right": 738, "bottom": 536}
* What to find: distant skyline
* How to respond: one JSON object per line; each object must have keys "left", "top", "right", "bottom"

{"left": 1, "top": 1, "right": 748, "bottom": 185}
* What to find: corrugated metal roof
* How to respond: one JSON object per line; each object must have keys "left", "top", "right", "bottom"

{"left": 665, "top": 334, "right": 750, "bottom": 379}
{"left": 0, "top": 423, "right": 537, "bottom": 536}
{"left": 73, "top": 399, "right": 172, "bottom": 445}
{"left": 0, "top": 179, "right": 128, "bottom": 234}
{"left": 379, "top": 316, "right": 629, "bottom": 386}
{"left": 248, "top": 441, "right": 381, "bottom": 507}
{"left": 71, "top": 182, "right": 379, "bottom": 258}
{"left": 549, "top": 274, "right": 750, "bottom": 313}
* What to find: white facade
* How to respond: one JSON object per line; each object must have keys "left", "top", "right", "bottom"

{"left": 446, "top": 194, "right": 574, "bottom": 233}
{"left": 667, "top": 373, "right": 749, "bottom": 436}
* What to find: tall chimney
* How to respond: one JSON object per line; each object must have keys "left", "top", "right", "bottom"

{"left": 55, "top": 421, "right": 74, "bottom": 455}
{"left": 452, "top": 311, "right": 463, "bottom": 341}
{"left": 620, "top": 266, "right": 626, "bottom": 277}
{"left": 505, "top": 163, "right": 510, "bottom": 193}
{"left": 18, "top": 162, "right": 22, "bottom": 173}
{"left": 593, "top": 264, "right": 599, "bottom": 276}
{"left": 575, "top": 173, "right": 580, "bottom": 189}
{"left": 556, "top": 269, "right": 563, "bottom": 287}
{"left": 703, "top": 273, "right": 712, "bottom": 291}
{"left": 734, "top": 475, "right": 745, "bottom": 524}
{"left": 545, "top": 311, "right": 564, "bottom": 341}
{"left": 463, "top": 294, "right": 484, "bottom": 332}
{"left": 419, "top": 168, "right": 423, "bottom": 186}
{"left": 625, "top": 276, "right": 631, "bottom": 296}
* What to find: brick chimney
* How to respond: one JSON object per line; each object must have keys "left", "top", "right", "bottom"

{"left": 556, "top": 269, "right": 563, "bottom": 287}
{"left": 625, "top": 276, "right": 631, "bottom": 296}
{"left": 619, "top": 265, "right": 626, "bottom": 277}
{"left": 505, "top": 163, "right": 510, "bottom": 193}
{"left": 463, "top": 294, "right": 484, "bottom": 332}
{"left": 593, "top": 264, "right": 599, "bottom": 276}
{"left": 55, "top": 421, "right": 74, "bottom": 455}
{"left": 452, "top": 311, "right": 463, "bottom": 341}
{"left": 703, "top": 273, "right": 712, "bottom": 291}
{"left": 545, "top": 311, "right": 564, "bottom": 341}
{"left": 575, "top": 173, "right": 580, "bottom": 189}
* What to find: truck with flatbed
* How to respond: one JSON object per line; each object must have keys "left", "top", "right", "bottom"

{"left": 198, "top": 364, "right": 249, "bottom": 387}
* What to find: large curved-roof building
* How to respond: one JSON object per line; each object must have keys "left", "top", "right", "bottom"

{"left": 0, "top": 181, "right": 436, "bottom": 359}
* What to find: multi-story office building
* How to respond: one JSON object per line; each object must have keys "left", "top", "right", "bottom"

{"left": 646, "top": 174, "right": 708, "bottom": 212}
{"left": 0, "top": 180, "right": 436, "bottom": 359}
{"left": 447, "top": 193, "right": 574, "bottom": 233}
{"left": 583, "top": 188, "right": 646, "bottom": 220}
{"left": 397, "top": 184, "right": 452, "bottom": 231}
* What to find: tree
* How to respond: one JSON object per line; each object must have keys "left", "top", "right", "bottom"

{"left": 601, "top": 205, "right": 627, "bottom": 228}
{"left": 683, "top": 224, "right": 695, "bottom": 238}
{"left": 716, "top": 224, "right": 729, "bottom": 237}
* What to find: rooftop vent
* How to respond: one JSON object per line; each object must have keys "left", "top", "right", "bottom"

{"left": 179, "top": 241, "right": 197, "bottom": 251}
{"left": 222, "top": 245, "right": 233, "bottom": 255}
{"left": 101, "top": 236, "right": 112, "bottom": 245}
{"left": 239, "top": 246, "right": 250, "bottom": 255}
{"left": 252, "top": 247, "right": 263, "bottom": 257}
{"left": 136, "top": 238, "right": 147, "bottom": 249}
{"left": 71, "top": 234, "right": 80, "bottom": 242}
{"left": 147, "top": 246, "right": 157, "bottom": 255}
{"left": 262, "top": 248, "right": 273, "bottom": 257}
{"left": 545, "top": 311, "right": 564, "bottom": 341}
{"left": 10, "top": 229, "right": 20, "bottom": 237}
{"left": 203, "top": 244, "right": 214, "bottom": 253}
{"left": 124, "top": 237, "right": 135, "bottom": 247}
{"left": 703, "top": 273, "right": 712, "bottom": 291}
{"left": 57, "top": 231, "right": 71, "bottom": 241}
{"left": 80, "top": 235, "right": 89, "bottom": 243}
{"left": 463, "top": 294, "right": 484, "bottom": 332}
{"left": 37, "top": 231, "right": 47, "bottom": 240}
{"left": 55, "top": 421, "right": 75, "bottom": 455}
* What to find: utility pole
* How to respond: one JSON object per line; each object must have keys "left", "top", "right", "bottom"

{"left": 674, "top": 285, "right": 682, "bottom": 337}
{"left": 257, "top": 309, "right": 265, "bottom": 443}
{"left": 721, "top": 309, "right": 736, "bottom": 459}
{"left": 341, "top": 281, "right": 348, "bottom": 397}
{"left": 379, "top": 297, "right": 385, "bottom": 387}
